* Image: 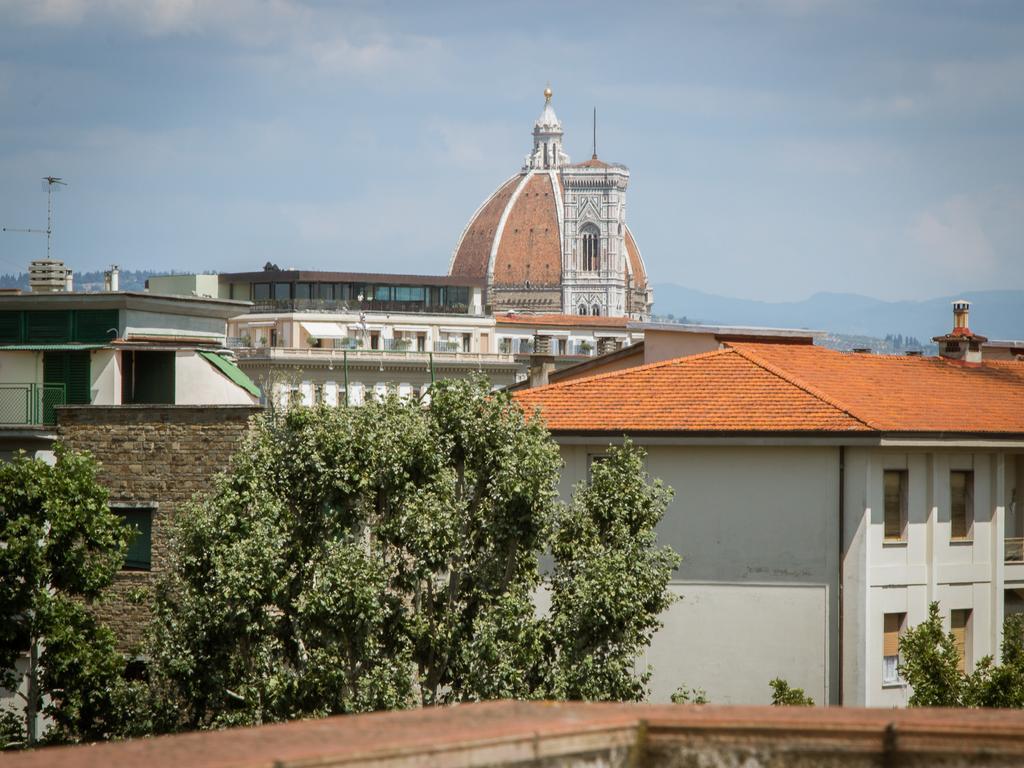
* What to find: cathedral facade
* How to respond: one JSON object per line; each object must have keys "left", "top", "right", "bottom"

{"left": 448, "top": 88, "right": 652, "bottom": 319}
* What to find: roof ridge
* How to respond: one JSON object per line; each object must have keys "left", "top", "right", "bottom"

{"left": 726, "top": 344, "right": 881, "bottom": 431}
{"left": 519, "top": 347, "right": 738, "bottom": 395}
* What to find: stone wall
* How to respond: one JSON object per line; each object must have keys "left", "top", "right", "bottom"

{"left": 56, "top": 405, "right": 262, "bottom": 650}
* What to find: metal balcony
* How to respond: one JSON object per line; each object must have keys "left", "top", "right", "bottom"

{"left": 0, "top": 383, "right": 67, "bottom": 426}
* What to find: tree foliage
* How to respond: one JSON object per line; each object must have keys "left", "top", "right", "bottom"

{"left": 146, "top": 378, "right": 679, "bottom": 730}
{"left": 901, "top": 602, "right": 1024, "bottom": 708}
{"left": 769, "top": 678, "right": 814, "bottom": 706}
{"left": 0, "top": 447, "right": 138, "bottom": 745}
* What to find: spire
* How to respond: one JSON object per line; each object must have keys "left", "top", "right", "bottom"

{"left": 526, "top": 84, "right": 570, "bottom": 170}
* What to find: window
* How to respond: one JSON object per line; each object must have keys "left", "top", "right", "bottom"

{"left": 294, "top": 283, "right": 312, "bottom": 300}
{"left": 317, "top": 283, "right": 334, "bottom": 301}
{"left": 121, "top": 350, "right": 175, "bottom": 404}
{"left": 578, "top": 305, "right": 588, "bottom": 316}
{"left": 884, "top": 470, "right": 908, "bottom": 541}
{"left": 592, "top": 304, "right": 601, "bottom": 317}
{"left": 951, "top": 470, "right": 974, "bottom": 540}
{"left": 115, "top": 507, "right": 153, "bottom": 571}
{"left": 581, "top": 224, "right": 600, "bottom": 271}
{"left": 374, "top": 286, "right": 391, "bottom": 301}
{"left": 951, "top": 609, "right": 971, "bottom": 673}
{"left": 883, "top": 612, "right": 905, "bottom": 684}
{"left": 394, "top": 286, "right": 425, "bottom": 302}
{"left": 273, "top": 282, "right": 290, "bottom": 301}
{"left": 253, "top": 283, "right": 270, "bottom": 300}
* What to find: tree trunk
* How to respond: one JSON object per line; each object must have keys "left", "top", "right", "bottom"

{"left": 26, "top": 637, "right": 39, "bottom": 746}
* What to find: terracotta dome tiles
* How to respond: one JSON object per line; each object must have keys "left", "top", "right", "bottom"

{"left": 492, "top": 173, "right": 562, "bottom": 288}
{"left": 449, "top": 175, "right": 520, "bottom": 278}
{"left": 624, "top": 226, "right": 647, "bottom": 289}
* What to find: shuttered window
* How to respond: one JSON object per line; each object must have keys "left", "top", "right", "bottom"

{"left": 73, "top": 309, "right": 118, "bottom": 343}
{"left": 43, "top": 350, "right": 91, "bottom": 405}
{"left": 0, "top": 311, "right": 23, "bottom": 344}
{"left": 116, "top": 509, "right": 153, "bottom": 571}
{"left": 950, "top": 471, "right": 974, "bottom": 540}
{"left": 883, "top": 612, "right": 905, "bottom": 684}
{"left": 951, "top": 609, "right": 970, "bottom": 673}
{"left": 26, "top": 310, "right": 72, "bottom": 342}
{"left": 884, "top": 471, "right": 907, "bottom": 541}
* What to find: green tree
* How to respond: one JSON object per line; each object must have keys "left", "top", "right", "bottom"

{"left": 900, "top": 603, "right": 1024, "bottom": 708}
{"left": 899, "top": 602, "right": 967, "bottom": 707}
{"left": 769, "top": 678, "right": 814, "bottom": 706}
{"left": 547, "top": 442, "right": 679, "bottom": 700}
{"left": 0, "top": 447, "right": 138, "bottom": 746}
{"left": 146, "top": 379, "right": 679, "bottom": 731}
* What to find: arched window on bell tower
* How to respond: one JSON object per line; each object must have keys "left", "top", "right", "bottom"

{"left": 581, "top": 224, "right": 600, "bottom": 271}
{"left": 578, "top": 304, "right": 588, "bottom": 316}
{"left": 592, "top": 303, "right": 601, "bottom": 317}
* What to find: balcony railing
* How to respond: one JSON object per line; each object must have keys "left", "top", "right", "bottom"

{"left": 1006, "top": 537, "right": 1024, "bottom": 564}
{"left": 0, "top": 383, "right": 66, "bottom": 426}
{"left": 235, "top": 347, "right": 517, "bottom": 366}
{"left": 249, "top": 298, "right": 472, "bottom": 315}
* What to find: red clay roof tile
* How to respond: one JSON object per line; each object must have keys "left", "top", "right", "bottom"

{"left": 513, "top": 344, "right": 1024, "bottom": 435}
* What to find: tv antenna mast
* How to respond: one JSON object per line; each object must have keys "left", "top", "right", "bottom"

{"left": 2, "top": 176, "right": 68, "bottom": 259}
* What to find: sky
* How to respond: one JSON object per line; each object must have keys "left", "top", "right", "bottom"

{"left": 0, "top": 0, "right": 1022, "bottom": 302}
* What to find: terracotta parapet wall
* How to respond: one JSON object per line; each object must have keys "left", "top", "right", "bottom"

{"left": 6, "top": 700, "right": 1024, "bottom": 768}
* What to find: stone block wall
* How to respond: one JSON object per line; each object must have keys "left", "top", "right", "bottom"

{"left": 56, "top": 405, "right": 262, "bottom": 650}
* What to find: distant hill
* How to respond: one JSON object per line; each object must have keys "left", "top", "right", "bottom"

{"left": 652, "top": 285, "right": 1024, "bottom": 342}
{"left": 0, "top": 269, "right": 171, "bottom": 292}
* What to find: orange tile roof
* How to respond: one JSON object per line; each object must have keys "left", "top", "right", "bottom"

{"left": 497, "top": 313, "right": 634, "bottom": 329}
{"left": 514, "top": 344, "right": 1024, "bottom": 435}
{"left": 450, "top": 175, "right": 520, "bottom": 279}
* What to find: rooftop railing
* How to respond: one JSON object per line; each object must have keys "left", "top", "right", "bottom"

{"left": 0, "top": 383, "right": 66, "bottom": 426}
{"left": 249, "top": 299, "right": 473, "bottom": 315}
{"left": 1006, "top": 537, "right": 1024, "bottom": 564}
{"left": 235, "top": 347, "right": 517, "bottom": 366}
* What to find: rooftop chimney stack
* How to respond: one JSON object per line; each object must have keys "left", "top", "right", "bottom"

{"left": 934, "top": 299, "right": 987, "bottom": 363}
{"left": 104, "top": 264, "right": 120, "bottom": 292}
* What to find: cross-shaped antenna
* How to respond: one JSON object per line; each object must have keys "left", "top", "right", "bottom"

{"left": 1, "top": 176, "right": 68, "bottom": 261}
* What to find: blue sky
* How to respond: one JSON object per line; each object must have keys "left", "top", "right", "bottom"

{"left": 0, "top": 0, "right": 1022, "bottom": 302}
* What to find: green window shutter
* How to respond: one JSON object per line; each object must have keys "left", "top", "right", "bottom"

{"left": 43, "top": 350, "right": 91, "bottom": 405}
{"left": 66, "top": 350, "right": 91, "bottom": 404}
{"left": 0, "top": 311, "right": 23, "bottom": 344}
{"left": 117, "top": 509, "right": 152, "bottom": 570}
{"left": 73, "top": 310, "right": 118, "bottom": 343}
{"left": 26, "top": 310, "right": 72, "bottom": 343}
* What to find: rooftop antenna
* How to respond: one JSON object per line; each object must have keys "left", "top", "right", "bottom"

{"left": 592, "top": 107, "right": 597, "bottom": 159}
{"left": 2, "top": 176, "right": 67, "bottom": 259}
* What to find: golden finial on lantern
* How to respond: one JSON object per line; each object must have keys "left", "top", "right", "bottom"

{"left": 544, "top": 84, "right": 553, "bottom": 102}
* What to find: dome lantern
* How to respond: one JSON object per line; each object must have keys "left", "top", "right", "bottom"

{"left": 527, "top": 85, "right": 569, "bottom": 170}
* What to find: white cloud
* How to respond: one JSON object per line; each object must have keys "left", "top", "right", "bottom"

{"left": 908, "top": 195, "right": 997, "bottom": 277}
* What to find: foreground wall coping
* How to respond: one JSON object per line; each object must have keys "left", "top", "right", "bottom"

{"left": 5, "top": 700, "right": 1024, "bottom": 768}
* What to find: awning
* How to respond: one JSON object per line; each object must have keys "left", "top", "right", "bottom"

{"left": 198, "top": 351, "right": 261, "bottom": 397}
{"left": 0, "top": 344, "right": 107, "bottom": 351}
{"left": 300, "top": 321, "right": 348, "bottom": 339}
{"left": 244, "top": 320, "right": 277, "bottom": 328}
{"left": 439, "top": 327, "right": 473, "bottom": 334}
{"left": 393, "top": 325, "right": 430, "bottom": 333}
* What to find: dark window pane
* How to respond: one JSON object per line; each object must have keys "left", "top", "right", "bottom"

{"left": 294, "top": 283, "right": 312, "bottom": 299}
{"left": 253, "top": 283, "right": 271, "bottom": 300}
{"left": 117, "top": 509, "right": 152, "bottom": 571}
{"left": 274, "top": 283, "right": 291, "bottom": 300}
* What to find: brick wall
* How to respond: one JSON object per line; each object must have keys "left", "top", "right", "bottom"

{"left": 56, "top": 405, "right": 262, "bottom": 650}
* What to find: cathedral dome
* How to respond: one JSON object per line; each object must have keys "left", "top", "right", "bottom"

{"left": 448, "top": 88, "right": 651, "bottom": 319}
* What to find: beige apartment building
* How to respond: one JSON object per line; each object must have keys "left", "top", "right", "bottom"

{"left": 515, "top": 307, "right": 1024, "bottom": 707}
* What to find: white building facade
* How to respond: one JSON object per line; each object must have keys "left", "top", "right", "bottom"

{"left": 517, "top": 334, "right": 1024, "bottom": 706}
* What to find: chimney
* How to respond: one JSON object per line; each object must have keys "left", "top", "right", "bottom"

{"left": 104, "top": 264, "right": 120, "bottom": 292}
{"left": 65, "top": 270, "right": 73, "bottom": 292}
{"left": 527, "top": 352, "right": 555, "bottom": 388}
{"left": 933, "top": 299, "right": 987, "bottom": 363}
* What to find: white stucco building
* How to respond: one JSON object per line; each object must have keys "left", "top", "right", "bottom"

{"left": 515, "top": 310, "right": 1024, "bottom": 707}
{"left": 0, "top": 291, "right": 259, "bottom": 458}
